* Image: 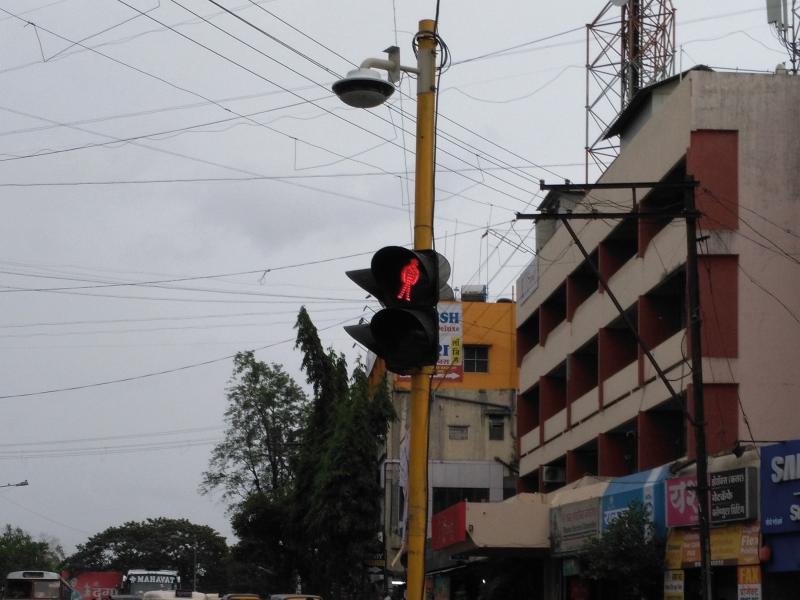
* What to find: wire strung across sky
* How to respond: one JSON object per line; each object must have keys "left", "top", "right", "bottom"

{"left": 0, "top": 3, "right": 551, "bottom": 215}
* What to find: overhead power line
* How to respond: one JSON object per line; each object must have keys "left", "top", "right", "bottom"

{"left": 0, "top": 316, "right": 357, "bottom": 400}
{"left": 1, "top": 5, "right": 547, "bottom": 214}
{"left": 0, "top": 163, "right": 583, "bottom": 187}
{"left": 0, "top": 437, "right": 222, "bottom": 459}
{"left": 0, "top": 425, "right": 223, "bottom": 447}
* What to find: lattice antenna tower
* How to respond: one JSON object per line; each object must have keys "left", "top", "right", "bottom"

{"left": 585, "top": 0, "right": 676, "bottom": 181}
{"left": 767, "top": 0, "right": 800, "bottom": 73}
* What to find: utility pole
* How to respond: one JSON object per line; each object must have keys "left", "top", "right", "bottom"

{"left": 684, "top": 181, "right": 713, "bottom": 600}
{"left": 520, "top": 178, "right": 712, "bottom": 600}
{"left": 332, "top": 20, "right": 438, "bottom": 600}
{"left": 406, "top": 19, "right": 437, "bottom": 600}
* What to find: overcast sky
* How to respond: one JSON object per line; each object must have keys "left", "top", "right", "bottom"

{"left": 0, "top": 0, "right": 788, "bottom": 556}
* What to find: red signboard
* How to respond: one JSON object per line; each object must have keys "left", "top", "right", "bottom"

{"left": 666, "top": 475, "right": 700, "bottom": 527}
{"left": 431, "top": 501, "right": 467, "bottom": 550}
{"left": 70, "top": 572, "right": 123, "bottom": 600}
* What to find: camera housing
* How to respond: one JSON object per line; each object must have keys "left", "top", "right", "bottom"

{"left": 332, "top": 67, "right": 395, "bottom": 108}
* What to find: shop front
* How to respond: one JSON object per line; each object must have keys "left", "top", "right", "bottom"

{"left": 665, "top": 466, "right": 761, "bottom": 599}
{"left": 428, "top": 493, "right": 550, "bottom": 600}
{"left": 760, "top": 439, "right": 800, "bottom": 598}
{"left": 548, "top": 479, "right": 608, "bottom": 600}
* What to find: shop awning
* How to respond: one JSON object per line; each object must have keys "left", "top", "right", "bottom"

{"left": 431, "top": 493, "right": 550, "bottom": 556}
{"left": 602, "top": 465, "right": 669, "bottom": 534}
{"left": 547, "top": 475, "right": 609, "bottom": 507}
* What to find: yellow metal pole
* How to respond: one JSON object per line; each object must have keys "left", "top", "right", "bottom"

{"left": 406, "top": 18, "right": 437, "bottom": 600}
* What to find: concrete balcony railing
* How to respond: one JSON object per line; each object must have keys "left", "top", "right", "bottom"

{"left": 520, "top": 426, "right": 540, "bottom": 456}
{"left": 571, "top": 387, "right": 599, "bottom": 424}
{"left": 644, "top": 329, "right": 686, "bottom": 381}
{"left": 602, "top": 360, "right": 638, "bottom": 406}
{"left": 543, "top": 408, "right": 567, "bottom": 442}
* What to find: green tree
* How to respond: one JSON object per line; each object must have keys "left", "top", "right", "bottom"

{"left": 227, "top": 494, "right": 295, "bottom": 595}
{"left": 200, "top": 350, "right": 310, "bottom": 595}
{"left": 0, "top": 525, "right": 64, "bottom": 575}
{"left": 201, "top": 351, "right": 309, "bottom": 502}
{"left": 199, "top": 308, "right": 395, "bottom": 599}
{"left": 291, "top": 307, "right": 350, "bottom": 594}
{"left": 62, "top": 518, "right": 228, "bottom": 592}
{"left": 292, "top": 307, "right": 395, "bottom": 599}
{"left": 581, "top": 501, "right": 665, "bottom": 600}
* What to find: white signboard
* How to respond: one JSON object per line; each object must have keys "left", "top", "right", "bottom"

{"left": 436, "top": 301, "right": 463, "bottom": 381}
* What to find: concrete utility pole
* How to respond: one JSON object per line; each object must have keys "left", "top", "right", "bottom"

{"left": 406, "top": 19, "right": 437, "bottom": 600}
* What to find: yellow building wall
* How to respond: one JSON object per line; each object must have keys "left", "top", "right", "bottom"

{"left": 393, "top": 300, "right": 517, "bottom": 391}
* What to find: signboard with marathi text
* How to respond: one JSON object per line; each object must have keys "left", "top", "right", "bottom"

{"left": 71, "top": 572, "right": 123, "bottom": 600}
{"left": 550, "top": 498, "right": 601, "bottom": 556}
{"left": 602, "top": 466, "right": 667, "bottom": 535}
{"left": 664, "top": 570, "right": 684, "bottom": 600}
{"left": 666, "top": 468, "right": 757, "bottom": 527}
{"left": 737, "top": 565, "right": 762, "bottom": 600}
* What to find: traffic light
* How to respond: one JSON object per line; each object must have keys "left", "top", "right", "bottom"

{"left": 345, "top": 246, "right": 450, "bottom": 374}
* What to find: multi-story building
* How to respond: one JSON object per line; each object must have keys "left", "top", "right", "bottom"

{"left": 379, "top": 289, "right": 518, "bottom": 595}
{"left": 514, "top": 68, "right": 800, "bottom": 598}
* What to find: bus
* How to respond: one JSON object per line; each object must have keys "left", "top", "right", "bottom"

{"left": 141, "top": 591, "right": 206, "bottom": 600}
{"left": 111, "top": 571, "right": 179, "bottom": 600}
{"left": 3, "top": 571, "right": 79, "bottom": 600}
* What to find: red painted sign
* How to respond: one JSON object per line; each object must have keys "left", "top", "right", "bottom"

{"left": 431, "top": 501, "right": 467, "bottom": 550}
{"left": 71, "top": 572, "right": 123, "bottom": 600}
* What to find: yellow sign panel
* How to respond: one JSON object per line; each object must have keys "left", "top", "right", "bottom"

{"left": 665, "top": 522, "right": 760, "bottom": 568}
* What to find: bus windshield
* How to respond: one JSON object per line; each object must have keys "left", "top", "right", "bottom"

{"left": 6, "top": 579, "right": 61, "bottom": 599}
{"left": 128, "top": 583, "right": 176, "bottom": 597}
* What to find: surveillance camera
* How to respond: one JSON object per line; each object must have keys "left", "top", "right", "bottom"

{"left": 332, "top": 67, "right": 395, "bottom": 108}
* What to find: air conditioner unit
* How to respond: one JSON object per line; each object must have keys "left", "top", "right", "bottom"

{"left": 542, "top": 466, "right": 566, "bottom": 484}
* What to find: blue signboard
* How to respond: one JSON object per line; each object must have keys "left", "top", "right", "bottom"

{"left": 760, "top": 439, "right": 800, "bottom": 535}
{"left": 601, "top": 465, "right": 668, "bottom": 536}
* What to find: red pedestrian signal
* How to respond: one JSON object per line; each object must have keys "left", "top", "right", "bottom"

{"left": 345, "top": 246, "right": 450, "bottom": 374}
{"left": 396, "top": 258, "right": 420, "bottom": 302}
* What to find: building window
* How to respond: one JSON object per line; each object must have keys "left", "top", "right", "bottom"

{"left": 488, "top": 415, "right": 505, "bottom": 441}
{"left": 432, "top": 487, "right": 490, "bottom": 514}
{"left": 464, "top": 345, "right": 489, "bottom": 373}
{"left": 448, "top": 425, "right": 469, "bottom": 440}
